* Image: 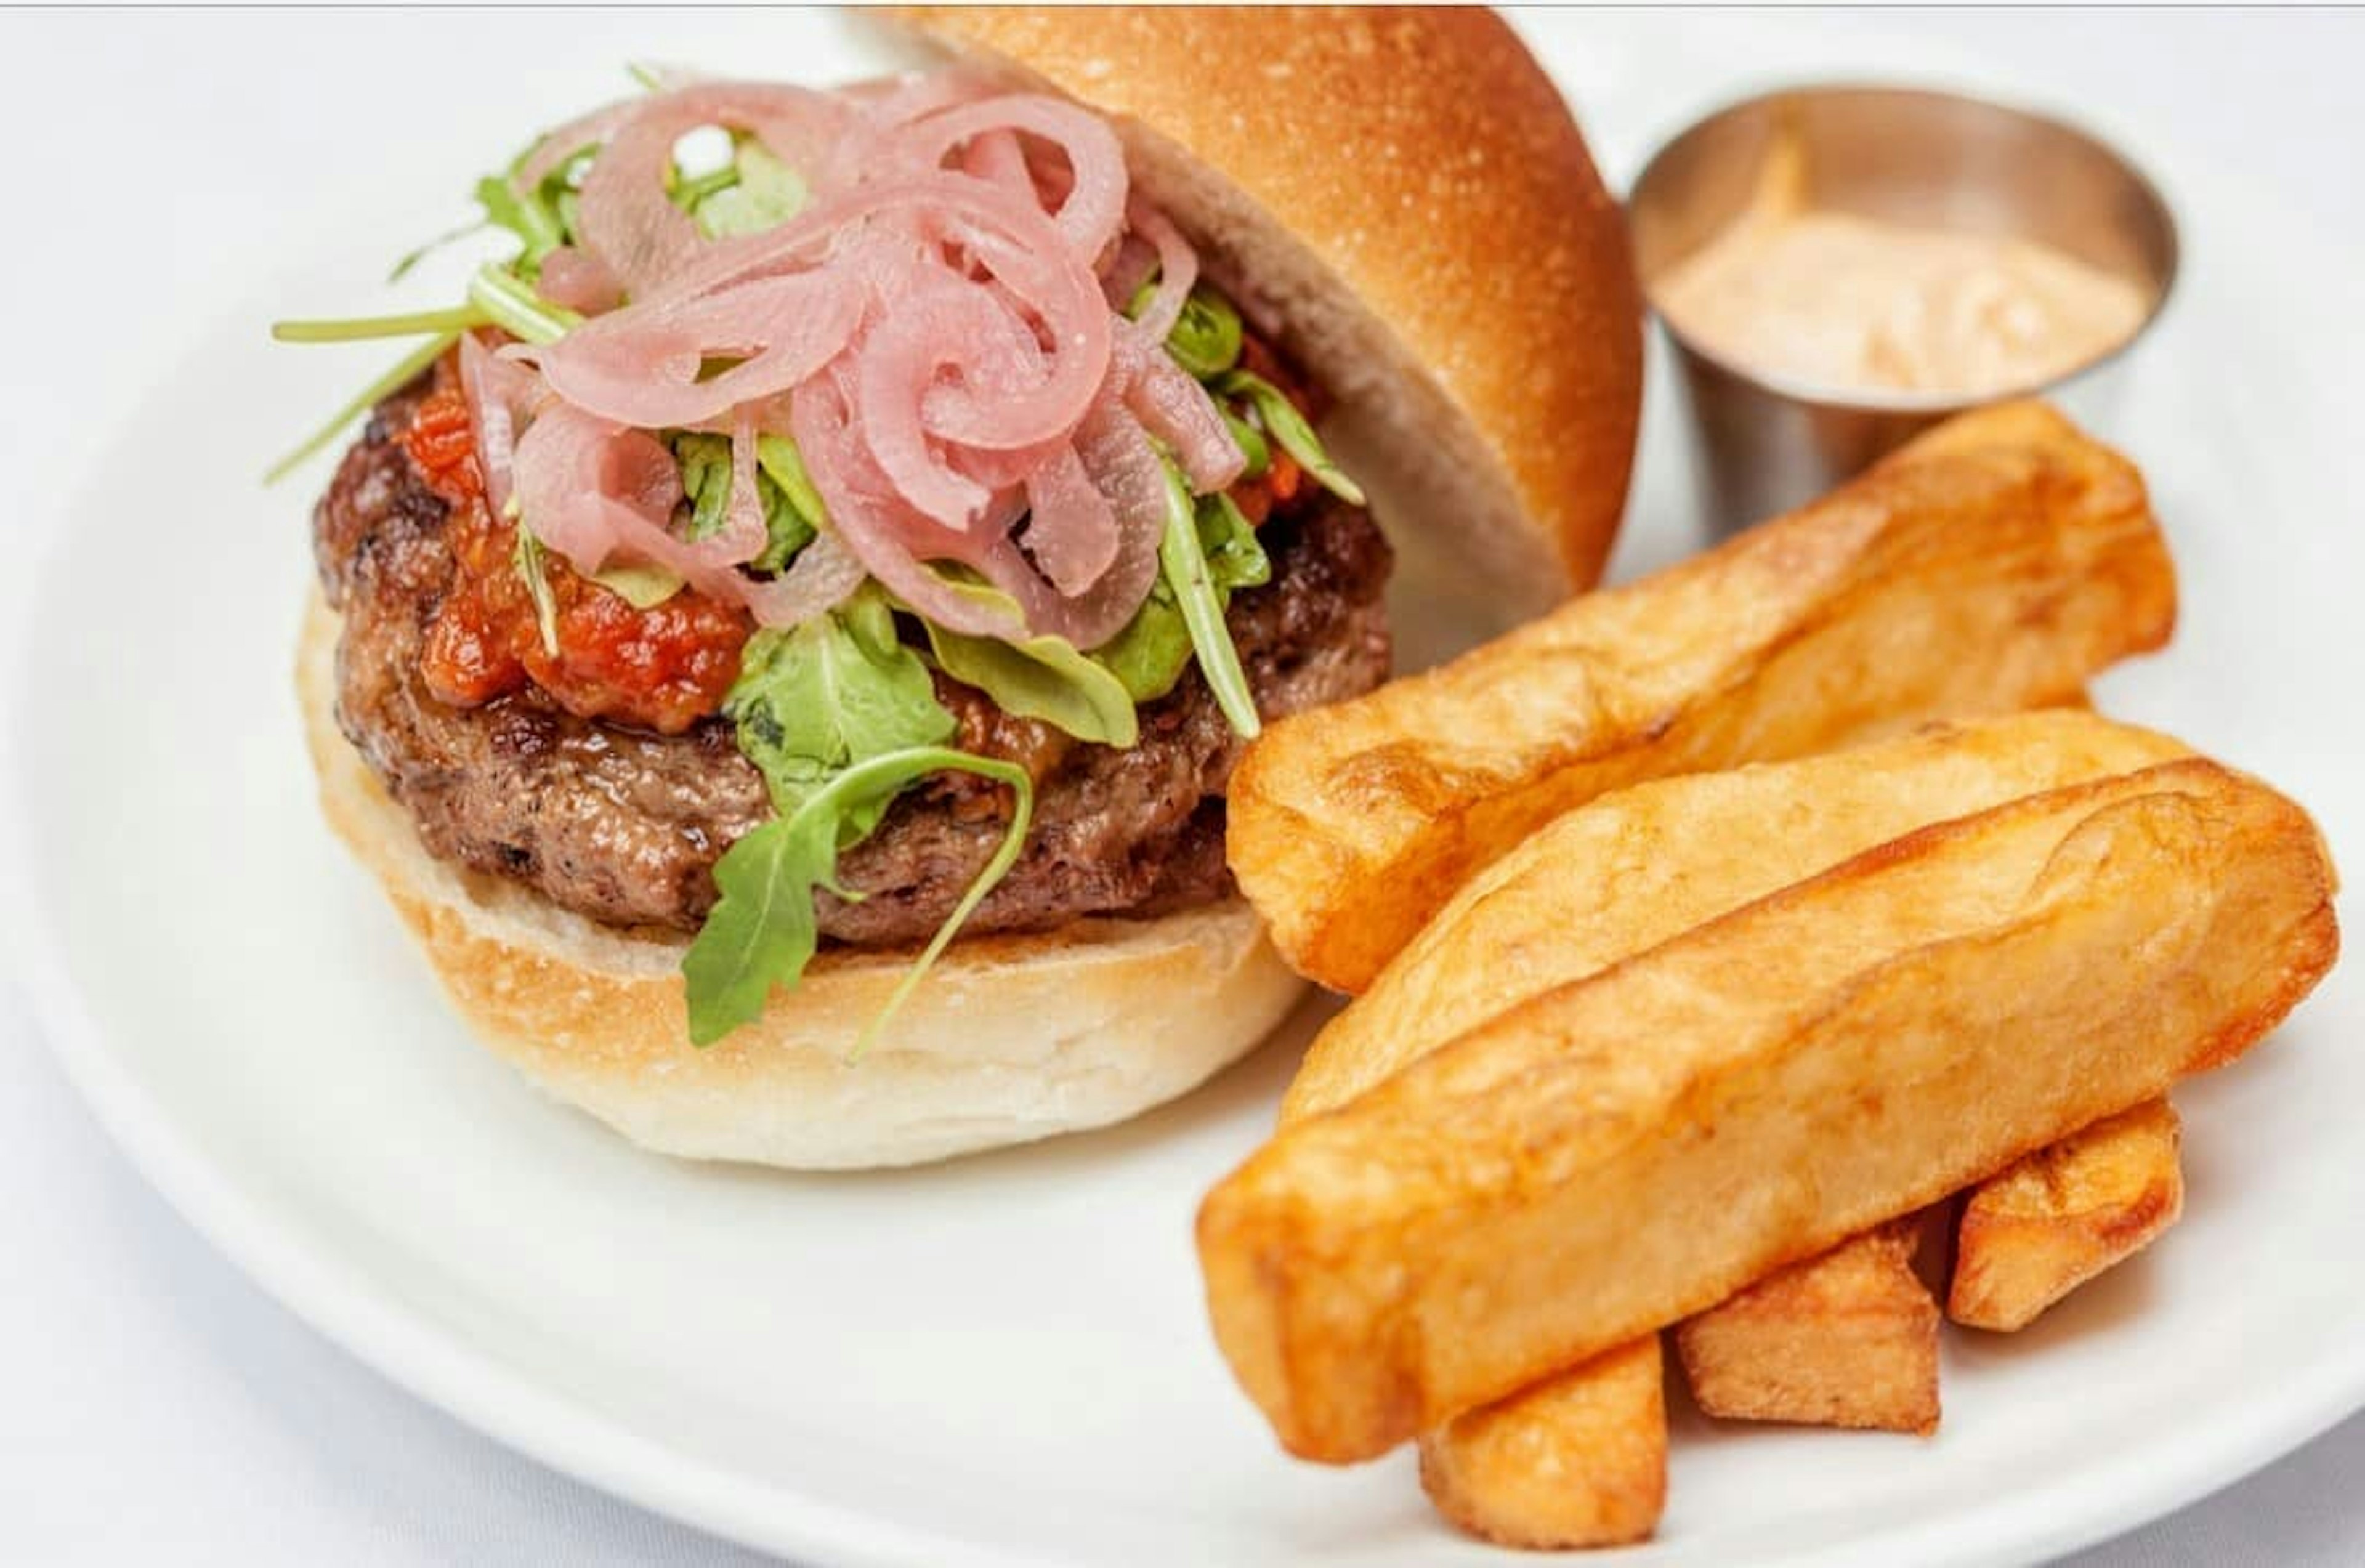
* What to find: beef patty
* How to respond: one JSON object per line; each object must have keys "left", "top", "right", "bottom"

{"left": 315, "top": 381, "right": 1393, "bottom": 945}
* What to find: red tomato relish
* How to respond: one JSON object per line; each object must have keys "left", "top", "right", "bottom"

{"left": 403, "top": 362, "right": 751, "bottom": 735}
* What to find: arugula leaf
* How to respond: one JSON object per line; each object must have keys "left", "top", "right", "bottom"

{"left": 753, "top": 434, "right": 822, "bottom": 571}
{"left": 588, "top": 562, "right": 685, "bottom": 609}
{"left": 668, "top": 430, "right": 821, "bottom": 570}
{"left": 1164, "top": 285, "right": 1245, "bottom": 379}
{"left": 724, "top": 586, "right": 957, "bottom": 819}
{"left": 680, "top": 812, "right": 821, "bottom": 1048}
{"left": 693, "top": 142, "right": 809, "bottom": 239}
{"left": 682, "top": 745, "right": 1033, "bottom": 1049}
{"left": 673, "top": 162, "right": 742, "bottom": 210}
{"left": 467, "top": 264, "right": 579, "bottom": 345}
{"left": 512, "top": 528, "right": 562, "bottom": 656}
{"left": 1075, "top": 493, "right": 1270, "bottom": 705}
{"left": 272, "top": 305, "right": 488, "bottom": 344}
{"left": 1220, "top": 404, "right": 1270, "bottom": 479}
{"left": 264, "top": 329, "right": 460, "bottom": 485}
{"left": 1156, "top": 458, "right": 1262, "bottom": 738}
{"left": 924, "top": 621, "right": 1141, "bottom": 747}
{"left": 755, "top": 434, "right": 826, "bottom": 530}
{"left": 1217, "top": 370, "right": 1367, "bottom": 507}
{"left": 1090, "top": 583, "right": 1193, "bottom": 703}
{"left": 672, "top": 432, "right": 735, "bottom": 540}
{"left": 1197, "top": 490, "right": 1273, "bottom": 593}
{"left": 388, "top": 217, "right": 490, "bottom": 285}
{"left": 902, "top": 568, "right": 1140, "bottom": 745}
{"left": 475, "top": 172, "right": 569, "bottom": 275}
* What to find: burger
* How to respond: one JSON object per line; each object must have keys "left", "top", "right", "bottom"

{"left": 281, "top": 7, "right": 1641, "bottom": 1168}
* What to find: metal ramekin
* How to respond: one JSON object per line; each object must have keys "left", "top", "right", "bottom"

{"left": 1628, "top": 83, "right": 2180, "bottom": 534}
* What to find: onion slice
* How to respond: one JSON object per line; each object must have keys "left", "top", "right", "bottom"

{"left": 490, "top": 72, "right": 1273, "bottom": 646}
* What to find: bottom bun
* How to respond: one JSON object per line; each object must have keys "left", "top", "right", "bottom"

{"left": 298, "top": 592, "right": 1306, "bottom": 1169}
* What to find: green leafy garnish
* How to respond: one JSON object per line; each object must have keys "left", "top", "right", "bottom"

{"left": 924, "top": 620, "right": 1141, "bottom": 748}
{"left": 1089, "top": 583, "right": 1192, "bottom": 703}
{"left": 1155, "top": 457, "right": 1262, "bottom": 738}
{"left": 263, "top": 328, "right": 460, "bottom": 485}
{"left": 682, "top": 745, "right": 1033, "bottom": 1051}
{"left": 272, "top": 305, "right": 488, "bottom": 344}
{"left": 756, "top": 435, "right": 825, "bottom": 528}
{"left": 902, "top": 568, "right": 1144, "bottom": 746}
{"left": 673, "top": 161, "right": 743, "bottom": 209}
{"left": 1197, "top": 490, "right": 1273, "bottom": 594}
{"left": 672, "top": 432, "right": 736, "bottom": 541}
{"left": 467, "top": 264, "right": 579, "bottom": 345}
{"left": 1086, "top": 492, "right": 1270, "bottom": 705}
{"left": 1220, "top": 404, "right": 1270, "bottom": 479}
{"left": 691, "top": 586, "right": 1039, "bottom": 1049}
{"left": 512, "top": 527, "right": 562, "bottom": 657}
{"left": 1163, "top": 286, "right": 1245, "bottom": 379}
{"left": 475, "top": 171, "right": 571, "bottom": 277}
{"left": 388, "top": 216, "right": 491, "bottom": 285}
{"left": 668, "top": 430, "right": 821, "bottom": 570}
{"left": 1217, "top": 370, "right": 1366, "bottom": 507}
{"left": 1126, "top": 278, "right": 1247, "bottom": 381}
{"left": 725, "top": 586, "right": 958, "bottom": 818}
{"left": 588, "top": 562, "right": 685, "bottom": 609}
{"left": 753, "top": 434, "right": 823, "bottom": 571}
{"left": 693, "top": 142, "right": 808, "bottom": 239}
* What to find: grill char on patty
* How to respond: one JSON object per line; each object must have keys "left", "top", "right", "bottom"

{"left": 314, "top": 379, "right": 1393, "bottom": 944}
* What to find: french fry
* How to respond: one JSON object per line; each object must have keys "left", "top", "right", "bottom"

{"left": 1228, "top": 402, "right": 2178, "bottom": 993}
{"left": 1288, "top": 710, "right": 2171, "bottom": 1537}
{"left": 1199, "top": 760, "right": 2335, "bottom": 1462}
{"left": 1675, "top": 1216, "right": 1941, "bottom": 1435}
{"left": 1417, "top": 1337, "right": 1667, "bottom": 1548}
{"left": 1285, "top": 709, "right": 2187, "bottom": 1120}
{"left": 1950, "top": 1097, "right": 2185, "bottom": 1330}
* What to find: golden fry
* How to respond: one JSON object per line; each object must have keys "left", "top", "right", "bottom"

{"left": 1950, "top": 1097, "right": 2184, "bottom": 1331}
{"left": 1287, "top": 709, "right": 2187, "bottom": 1120}
{"left": 1293, "top": 711, "right": 2175, "bottom": 1533}
{"left": 1417, "top": 1336, "right": 1667, "bottom": 1548}
{"left": 1199, "top": 760, "right": 2335, "bottom": 1462}
{"left": 1675, "top": 1216, "right": 1941, "bottom": 1435}
{"left": 1228, "top": 402, "right": 2178, "bottom": 993}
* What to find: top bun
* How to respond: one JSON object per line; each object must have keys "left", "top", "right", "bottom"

{"left": 891, "top": 6, "right": 1645, "bottom": 632}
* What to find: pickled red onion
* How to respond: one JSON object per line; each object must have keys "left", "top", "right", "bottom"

{"left": 493, "top": 71, "right": 1256, "bottom": 644}
{"left": 535, "top": 247, "right": 624, "bottom": 316}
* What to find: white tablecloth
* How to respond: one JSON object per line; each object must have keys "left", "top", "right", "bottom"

{"left": 6, "top": 9, "right": 2359, "bottom": 1563}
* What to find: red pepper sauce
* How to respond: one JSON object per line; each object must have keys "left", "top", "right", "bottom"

{"left": 403, "top": 358, "right": 751, "bottom": 735}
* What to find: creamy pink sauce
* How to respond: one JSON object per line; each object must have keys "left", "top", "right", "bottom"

{"left": 1657, "top": 207, "right": 2148, "bottom": 397}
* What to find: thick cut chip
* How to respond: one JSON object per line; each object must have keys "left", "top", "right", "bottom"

{"left": 1199, "top": 759, "right": 2336, "bottom": 1461}
{"left": 1286, "top": 709, "right": 2188, "bottom": 1120}
{"left": 1228, "top": 402, "right": 2178, "bottom": 992}
{"left": 1291, "top": 710, "right": 2173, "bottom": 1528}
{"left": 1417, "top": 1336, "right": 1667, "bottom": 1548}
{"left": 1950, "top": 1097, "right": 2185, "bottom": 1330}
{"left": 1675, "top": 1216, "right": 1941, "bottom": 1435}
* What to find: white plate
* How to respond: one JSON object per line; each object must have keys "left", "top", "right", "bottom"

{"left": 8, "top": 10, "right": 2362, "bottom": 1566}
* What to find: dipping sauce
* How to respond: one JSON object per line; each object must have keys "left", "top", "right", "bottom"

{"left": 1655, "top": 160, "right": 2149, "bottom": 397}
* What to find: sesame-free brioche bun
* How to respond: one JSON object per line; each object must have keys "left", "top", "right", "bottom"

{"left": 892, "top": 5, "right": 1646, "bottom": 642}
{"left": 299, "top": 595, "right": 1306, "bottom": 1169}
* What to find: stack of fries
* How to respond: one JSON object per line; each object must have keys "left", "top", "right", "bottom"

{"left": 1200, "top": 403, "right": 2339, "bottom": 1547}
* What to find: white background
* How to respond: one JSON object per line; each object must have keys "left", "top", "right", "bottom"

{"left": 3, "top": 7, "right": 2359, "bottom": 1564}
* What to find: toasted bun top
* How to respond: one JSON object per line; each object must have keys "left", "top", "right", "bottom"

{"left": 891, "top": 6, "right": 1644, "bottom": 626}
